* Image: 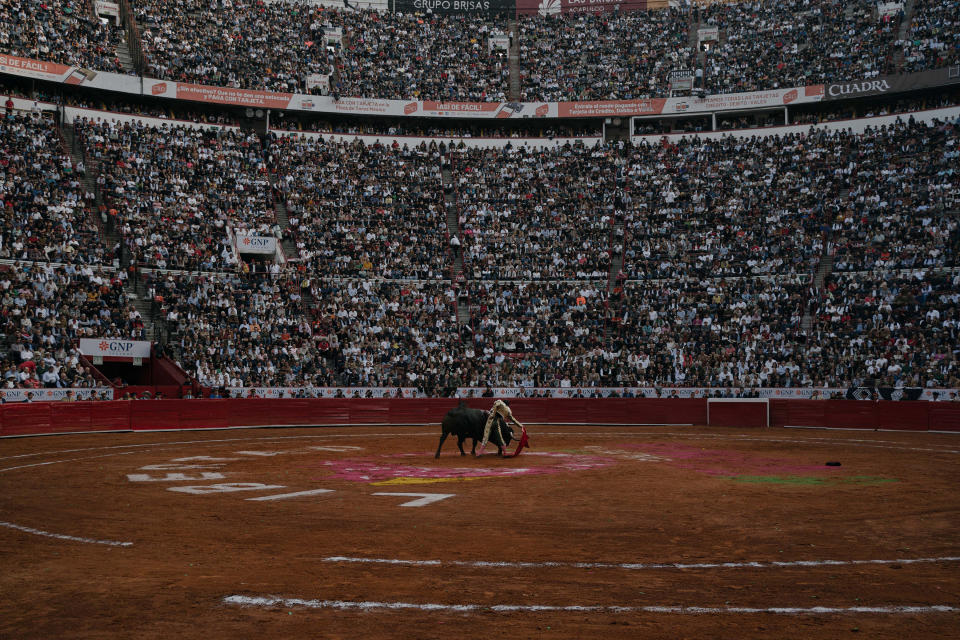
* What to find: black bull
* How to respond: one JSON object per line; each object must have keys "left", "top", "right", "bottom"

{"left": 435, "top": 406, "right": 513, "bottom": 458}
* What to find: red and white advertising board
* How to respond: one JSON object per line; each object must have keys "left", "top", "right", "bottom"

{"left": 28, "top": 51, "right": 960, "bottom": 121}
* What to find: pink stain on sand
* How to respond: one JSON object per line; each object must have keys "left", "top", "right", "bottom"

{"left": 317, "top": 452, "right": 615, "bottom": 483}
{"left": 622, "top": 443, "right": 839, "bottom": 477}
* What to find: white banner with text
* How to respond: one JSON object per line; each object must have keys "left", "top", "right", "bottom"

{"left": 79, "top": 339, "right": 152, "bottom": 359}
{"left": 0, "top": 388, "right": 114, "bottom": 402}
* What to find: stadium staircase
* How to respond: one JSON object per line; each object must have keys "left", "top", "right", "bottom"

{"left": 508, "top": 20, "right": 521, "bottom": 101}
{"left": 607, "top": 219, "right": 626, "bottom": 295}
{"left": 688, "top": 13, "right": 702, "bottom": 88}
{"left": 128, "top": 287, "right": 158, "bottom": 341}
{"left": 800, "top": 311, "right": 815, "bottom": 335}
{"left": 265, "top": 171, "right": 301, "bottom": 261}
{"left": 441, "top": 158, "right": 472, "bottom": 327}
{"left": 800, "top": 245, "right": 836, "bottom": 334}
{"left": 455, "top": 290, "right": 472, "bottom": 327}
{"left": 441, "top": 162, "right": 463, "bottom": 281}
{"left": 273, "top": 198, "right": 300, "bottom": 261}
{"left": 333, "top": 30, "right": 351, "bottom": 98}
{"left": 892, "top": 0, "right": 918, "bottom": 72}
{"left": 602, "top": 217, "right": 627, "bottom": 339}
{"left": 59, "top": 122, "right": 158, "bottom": 344}
{"left": 60, "top": 125, "right": 93, "bottom": 201}
{"left": 59, "top": 122, "right": 123, "bottom": 258}
{"left": 814, "top": 185, "right": 844, "bottom": 291}
{"left": 115, "top": 37, "right": 136, "bottom": 74}
{"left": 813, "top": 251, "right": 835, "bottom": 289}
{"left": 800, "top": 189, "right": 841, "bottom": 334}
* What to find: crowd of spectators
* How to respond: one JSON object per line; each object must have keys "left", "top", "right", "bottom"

{"left": 809, "top": 269, "right": 960, "bottom": 389}
{"left": 320, "top": 279, "right": 464, "bottom": 392}
{"left": 2, "top": 99, "right": 959, "bottom": 396}
{"left": 273, "top": 113, "right": 601, "bottom": 140}
{"left": 622, "top": 134, "right": 826, "bottom": 280}
{"left": 0, "top": 0, "right": 126, "bottom": 73}
{"left": 901, "top": 0, "right": 960, "bottom": 72}
{"left": 76, "top": 118, "right": 274, "bottom": 271}
{"left": 1, "top": 261, "right": 142, "bottom": 389}
{"left": 464, "top": 281, "right": 612, "bottom": 387}
{"left": 334, "top": 10, "right": 507, "bottom": 102}
{"left": 145, "top": 269, "right": 334, "bottom": 388}
{"left": 268, "top": 134, "right": 449, "bottom": 279}
{"left": 0, "top": 110, "right": 107, "bottom": 264}
{"left": 134, "top": 1, "right": 507, "bottom": 100}
{"left": 828, "top": 119, "right": 959, "bottom": 272}
{"left": 699, "top": 0, "right": 898, "bottom": 95}
{"left": 1, "top": 0, "right": 957, "bottom": 104}
{"left": 519, "top": 8, "right": 692, "bottom": 102}
{"left": 607, "top": 276, "right": 811, "bottom": 388}
{"left": 60, "top": 92, "right": 241, "bottom": 125}
{"left": 453, "top": 142, "right": 619, "bottom": 280}
{"left": 624, "top": 118, "right": 959, "bottom": 280}
{"left": 134, "top": 0, "right": 336, "bottom": 94}
{"left": 151, "top": 272, "right": 468, "bottom": 393}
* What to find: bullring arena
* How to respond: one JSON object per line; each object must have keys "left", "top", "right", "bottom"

{"left": 2, "top": 399, "right": 959, "bottom": 639}
{"left": 2, "top": 0, "right": 960, "bottom": 635}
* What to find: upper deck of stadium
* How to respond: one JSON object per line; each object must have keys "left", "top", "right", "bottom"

{"left": 1, "top": 0, "right": 956, "bottom": 108}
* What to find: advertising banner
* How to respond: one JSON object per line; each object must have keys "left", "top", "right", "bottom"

{"left": 235, "top": 234, "right": 278, "bottom": 255}
{"left": 2, "top": 51, "right": 956, "bottom": 121}
{"left": 846, "top": 387, "right": 924, "bottom": 401}
{"left": 454, "top": 387, "right": 851, "bottom": 399}
{"left": 175, "top": 83, "right": 294, "bottom": 109}
{"left": 562, "top": 87, "right": 825, "bottom": 119}
{"left": 263, "top": 0, "right": 387, "bottom": 6}
{"left": 0, "top": 388, "right": 113, "bottom": 402}
{"left": 697, "top": 26, "right": 719, "bottom": 44}
{"left": 322, "top": 26, "right": 343, "bottom": 45}
{"left": 94, "top": 0, "right": 120, "bottom": 14}
{"left": 490, "top": 34, "right": 510, "bottom": 53}
{"left": 0, "top": 53, "right": 72, "bottom": 82}
{"left": 824, "top": 66, "right": 960, "bottom": 100}
{"left": 94, "top": 0, "right": 120, "bottom": 24}
{"left": 392, "top": 0, "right": 515, "bottom": 15}
{"left": 79, "top": 338, "right": 152, "bottom": 360}
{"left": 305, "top": 73, "right": 329, "bottom": 94}
{"left": 226, "top": 387, "right": 419, "bottom": 398}
{"left": 516, "top": 0, "right": 646, "bottom": 16}
{"left": 0, "top": 54, "right": 141, "bottom": 93}
{"left": 560, "top": 98, "right": 665, "bottom": 118}
{"left": 877, "top": 1, "right": 904, "bottom": 18}
{"left": 671, "top": 85, "right": 822, "bottom": 113}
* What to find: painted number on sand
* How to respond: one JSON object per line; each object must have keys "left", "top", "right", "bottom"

{"left": 371, "top": 492, "right": 456, "bottom": 507}
{"left": 127, "top": 472, "right": 226, "bottom": 482}
{"left": 168, "top": 483, "right": 285, "bottom": 495}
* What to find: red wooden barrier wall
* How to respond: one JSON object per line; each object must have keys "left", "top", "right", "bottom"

{"left": 929, "top": 404, "right": 960, "bottom": 432}
{"left": 707, "top": 401, "right": 768, "bottom": 428}
{"left": 1, "top": 398, "right": 959, "bottom": 437}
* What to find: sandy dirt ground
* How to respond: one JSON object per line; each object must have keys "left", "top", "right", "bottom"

{"left": 1, "top": 424, "right": 958, "bottom": 639}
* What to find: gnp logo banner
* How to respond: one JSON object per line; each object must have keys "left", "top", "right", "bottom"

{"left": 79, "top": 339, "right": 152, "bottom": 359}
{"left": 235, "top": 234, "right": 278, "bottom": 255}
